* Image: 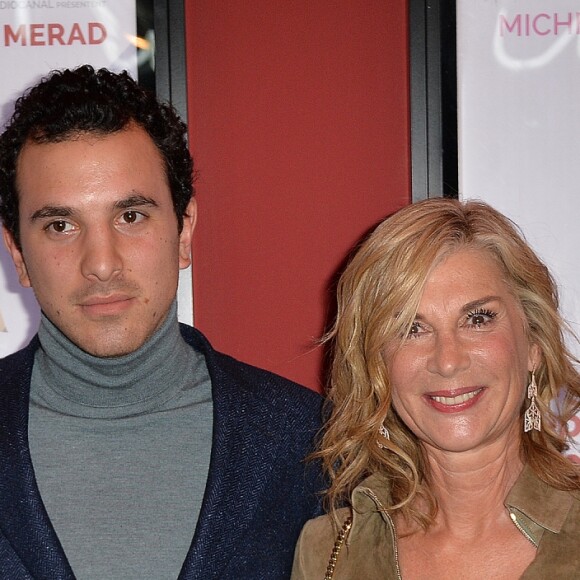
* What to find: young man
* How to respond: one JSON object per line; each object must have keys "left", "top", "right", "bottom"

{"left": 0, "top": 66, "right": 323, "bottom": 579}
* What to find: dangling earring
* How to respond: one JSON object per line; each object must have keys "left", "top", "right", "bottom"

{"left": 377, "top": 423, "right": 390, "bottom": 449}
{"left": 524, "top": 371, "right": 541, "bottom": 432}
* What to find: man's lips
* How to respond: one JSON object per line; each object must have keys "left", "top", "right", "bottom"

{"left": 80, "top": 294, "right": 133, "bottom": 307}
{"left": 424, "top": 386, "right": 485, "bottom": 411}
{"left": 78, "top": 295, "right": 136, "bottom": 316}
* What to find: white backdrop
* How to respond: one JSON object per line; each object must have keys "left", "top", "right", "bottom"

{"left": 457, "top": 0, "right": 580, "bottom": 460}
{"left": 0, "top": 2, "right": 193, "bottom": 358}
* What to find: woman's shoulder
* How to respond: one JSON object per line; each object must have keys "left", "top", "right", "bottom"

{"left": 520, "top": 488, "right": 580, "bottom": 577}
{"left": 564, "top": 486, "right": 580, "bottom": 524}
{"left": 300, "top": 507, "right": 352, "bottom": 539}
{"left": 291, "top": 508, "right": 351, "bottom": 580}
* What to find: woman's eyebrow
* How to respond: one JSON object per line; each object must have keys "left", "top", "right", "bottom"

{"left": 412, "top": 295, "right": 503, "bottom": 320}
{"left": 461, "top": 295, "right": 502, "bottom": 314}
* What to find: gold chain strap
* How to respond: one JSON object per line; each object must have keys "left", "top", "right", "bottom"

{"left": 324, "top": 516, "right": 353, "bottom": 580}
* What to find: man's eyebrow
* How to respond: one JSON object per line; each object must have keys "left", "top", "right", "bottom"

{"left": 29, "top": 195, "right": 159, "bottom": 222}
{"left": 30, "top": 206, "right": 74, "bottom": 221}
{"left": 114, "top": 195, "right": 159, "bottom": 210}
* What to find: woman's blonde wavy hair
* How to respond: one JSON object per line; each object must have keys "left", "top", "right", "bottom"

{"left": 320, "top": 198, "right": 580, "bottom": 529}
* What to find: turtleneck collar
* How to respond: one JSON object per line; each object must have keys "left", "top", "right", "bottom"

{"left": 32, "top": 301, "right": 199, "bottom": 418}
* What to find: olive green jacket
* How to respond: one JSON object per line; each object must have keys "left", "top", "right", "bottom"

{"left": 291, "top": 464, "right": 580, "bottom": 579}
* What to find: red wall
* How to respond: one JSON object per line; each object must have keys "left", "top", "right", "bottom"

{"left": 185, "top": 1, "right": 410, "bottom": 391}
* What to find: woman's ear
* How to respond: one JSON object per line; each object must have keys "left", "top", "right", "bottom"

{"left": 528, "top": 342, "right": 541, "bottom": 373}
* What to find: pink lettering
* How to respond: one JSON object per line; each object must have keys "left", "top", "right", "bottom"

{"left": 500, "top": 14, "right": 521, "bottom": 36}
{"left": 554, "top": 12, "right": 573, "bottom": 34}
{"left": 3, "top": 22, "right": 107, "bottom": 46}
{"left": 88, "top": 22, "right": 106, "bottom": 44}
{"left": 47, "top": 23, "right": 65, "bottom": 45}
{"left": 4, "top": 24, "right": 26, "bottom": 46}
{"left": 532, "top": 13, "right": 550, "bottom": 36}
{"left": 29, "top": 23, "right": 44, "bottom": 46}
{"left": 524, "top": 14, "right": 530, "bottom": 36}
{"left": 499, "top": 12, "right": 580, "bottom": 37}
{"left": 67, "top": 23, "right": 85, "bottom": 45}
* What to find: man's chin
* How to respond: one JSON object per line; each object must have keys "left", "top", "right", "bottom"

{"left": 70, "top": 331, "right": 149, "bottom": 359}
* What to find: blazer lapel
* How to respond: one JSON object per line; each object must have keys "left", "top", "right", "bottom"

{"left": 0, "top": 340, "right": 74, "bottom": 579}
{"left": 179, "top": 338, "right": 283, "bottom": 579}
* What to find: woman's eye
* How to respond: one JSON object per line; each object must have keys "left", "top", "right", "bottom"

{"left": 407, "top": 321, "right": 422, "bottom": 338}
{"left": 471, "top": 314, "right": 486, "bottom": 326}
{"left": 467, "top": 309, "right": 497, "bottom": 327}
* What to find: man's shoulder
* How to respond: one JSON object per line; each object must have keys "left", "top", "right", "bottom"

{"left": 0, "top": 338, "right": 37, "bottom": 426}
{"left": 179, "top": 323, "right": 323, "bottom": 410}
{"left": 0, "top": 336, "right": 38, "bottom": 375}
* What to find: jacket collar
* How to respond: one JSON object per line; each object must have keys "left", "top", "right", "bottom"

{"left": 177, "top": 325, "right": 291, "bottom": 578}
{"left": 349, "top": 472, "right": 395, "bottom": 538}
{"left": 352, "top": 472, "right": 392, "bottom": 512}
{"left": 349, "top": 463, "right": 576, "bottom": 541}
{"left": 505, "top": 463, "right": 575, "bottom": 540}
{"left": 0, "top": 337, "right": 75, "bottom": 578}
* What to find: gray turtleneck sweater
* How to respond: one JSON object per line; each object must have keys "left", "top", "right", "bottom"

{"left": 28, "top": 302, "right": 213, "bottom": 579}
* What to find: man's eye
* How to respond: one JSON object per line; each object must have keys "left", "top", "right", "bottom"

{"left": 47, "top": 220, "right": 73, "bottom": 233}
{"left": 121, "top": 210, "right": 144, "bottom": 224}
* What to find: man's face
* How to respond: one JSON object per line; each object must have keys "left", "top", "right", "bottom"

{"left": 3, "top": 124, "right": 196, "bottom": 357}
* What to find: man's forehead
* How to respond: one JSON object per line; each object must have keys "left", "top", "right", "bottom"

{"left": 15, "top": 127, "right": 171, "bottom": 215}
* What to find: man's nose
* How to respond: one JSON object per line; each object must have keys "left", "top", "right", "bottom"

{"left": 80, "top": 226, "right": 123, "bottom": 282}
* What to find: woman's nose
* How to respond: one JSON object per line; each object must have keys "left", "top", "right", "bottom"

{"left": 426, "top": 331, "right": 470, "bottom": 377}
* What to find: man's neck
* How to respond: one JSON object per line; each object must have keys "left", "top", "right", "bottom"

{"left": 32, "top": 301, "right": 197, "bottom": 418}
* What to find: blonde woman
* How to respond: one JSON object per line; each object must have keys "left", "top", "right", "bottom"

{"left": 292, "top": 199, "right": 580, "bottom": 579}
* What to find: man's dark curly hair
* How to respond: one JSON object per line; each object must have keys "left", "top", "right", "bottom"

{"left": 0, "top": 65, "right": 194, "bottom": 249}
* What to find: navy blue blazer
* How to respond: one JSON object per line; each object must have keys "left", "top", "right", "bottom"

{"left": 0, "top": 325, "right": 325, "bottom": 579}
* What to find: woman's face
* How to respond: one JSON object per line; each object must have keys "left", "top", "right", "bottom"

{"left": 387, "top": 247, "right": 539, "bottom": 457}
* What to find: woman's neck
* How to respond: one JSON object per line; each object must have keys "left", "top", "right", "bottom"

{"left": 422, "top": 429, "right": 524, "bottom": 537}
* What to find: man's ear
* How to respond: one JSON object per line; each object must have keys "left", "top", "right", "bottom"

{"left": 2, "top": 227, "right": 31, "bottom": 287}
{"left": 178, "top": 198, "right": 197, "bottom": 270}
